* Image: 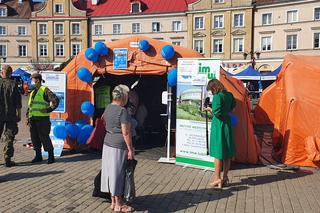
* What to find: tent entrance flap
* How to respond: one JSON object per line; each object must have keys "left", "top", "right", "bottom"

{"left": 93, "top": 74, "right": 170, "bottom": 150}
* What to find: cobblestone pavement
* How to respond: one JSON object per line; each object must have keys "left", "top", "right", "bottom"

{"left": 0, "top": 143, "right": 320, "bottom": 213}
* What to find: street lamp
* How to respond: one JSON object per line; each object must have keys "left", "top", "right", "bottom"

{"left": 0, "top": 57, "right": 7, "bottom": 70}
{"left": 243, "top": 51, "right": 260, "bottom": 69}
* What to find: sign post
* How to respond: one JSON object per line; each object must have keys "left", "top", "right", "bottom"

{"left": 40, "top": 71, "right": 67, "bottom": 157}
{"left": 175, "top": 58, "right": 220, "bottom": 170}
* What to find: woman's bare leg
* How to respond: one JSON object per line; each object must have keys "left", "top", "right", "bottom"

{"left": 222, "top": 159, "right": 231, "bottom": 185}
{"left": 214, "top": 158, "right": 222, "bottom": 181}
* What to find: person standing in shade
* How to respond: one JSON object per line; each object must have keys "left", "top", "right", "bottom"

{"left": 205, "top": 79, "right": 236, "bottom": 188}
{"left": 0, "top": 65, "right": 22, "bottom": 167}
{"left": 27, "top": 73, "right": 59, "bottom": 164}
{"left": 101, "top": 85, "right": 134, "bottom": 212}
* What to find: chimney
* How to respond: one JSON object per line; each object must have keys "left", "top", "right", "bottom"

{"left": 91, "top": 0, "right": 99, "bottom": 5}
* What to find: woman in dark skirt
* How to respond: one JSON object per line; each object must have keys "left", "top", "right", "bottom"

{"left": 205, "top": 79, "right": 236, "bottom": 188}
{"left": 101, "top": 84, "right": 134, "bottom": 212}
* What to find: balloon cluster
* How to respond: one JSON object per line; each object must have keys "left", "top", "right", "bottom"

{"left": 53, "top": 119, "right": 95, "bottom": 145}
{"left": 78, "top": 42, "right": 110, "bottom": 84}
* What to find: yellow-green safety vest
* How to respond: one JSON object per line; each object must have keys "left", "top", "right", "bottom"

{"left": 28, "top": 85, "right": 50, "bottom": 118}
{"left": 95, "top": 85, "right": 111, "bottom": 109}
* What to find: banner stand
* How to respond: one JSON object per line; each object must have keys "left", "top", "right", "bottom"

{"left": 158, "top": 85, "right": 175, "bottom": 164}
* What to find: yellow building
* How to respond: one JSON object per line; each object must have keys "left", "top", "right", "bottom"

{"left": 31, "top": 0, "right": 88, "bottom": 69}
{"left": 187, "top": 0, "right": 253, "bottom": 60}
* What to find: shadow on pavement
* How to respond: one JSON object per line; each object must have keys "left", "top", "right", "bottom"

{"left": 133, "top": 186, "right": 248, "bottom": 212}
{"left": 133, "top": 170, "right": 310, "bottom": 212}
{"left": 0, "top": 170, "right": 64, "bottom": 183}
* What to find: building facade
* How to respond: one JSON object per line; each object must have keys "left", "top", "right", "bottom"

{"left": 187, "top": 0, "right": 253, "bottom": 61}
{"left": 254, "top": 0, "right": 320, "bottom": 71}
{"left": 31, "top": 0, "right": 88, "bottom": 69}
{"left": 73, "top": 0, "right": 197, "bottom": 47}
{"left": 0, "top": 0, "right": 35, "bottom": 70}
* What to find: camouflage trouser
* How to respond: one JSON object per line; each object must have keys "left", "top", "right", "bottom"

{"left": 0, "top": 121, "right": 18, "bottom": 159}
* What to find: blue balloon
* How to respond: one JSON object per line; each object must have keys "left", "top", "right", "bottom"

{"left": 85, "top": 48, "right": 99, "bottom": 62}
{"left": 66, "top": 124, "right": 80, "bottom": 140}
{"left": 53, "top": 125, "right": 67, "bottom": 140}
{"left": 75, "top": 119, "right": 88, "bottom": 129}
{"left": 167, "top": 68, "right": 177, "bottom": 87}
{"left": 77, "top": 67, "right": 92, "bottom": 83}
{"left": 81, "top": 101, "right": 95, "bottom": 117}
{"left": 82, "top": 124, "right": 94, "bottom": 136}
{"left": 77, "top": 131, "right": 90, "bottom": 145}
{"left": 229, "top": 113, "right": 239, "bottom": 127}
{"left": 161, "top": 45, "right": 175, "bottom": 60}
{"left": 139, "top": 40, "right": 150, "bottom": 51}
{"left": 94, "top": 42, "right": 109, "bottom": 56}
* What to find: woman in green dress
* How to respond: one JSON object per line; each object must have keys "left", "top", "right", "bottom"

{"left": 205, "top": 79, "right": 236, "bottom": 188}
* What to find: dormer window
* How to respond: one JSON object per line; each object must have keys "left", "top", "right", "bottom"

{"left": 55, "top": 4, "right": 63, "bottom": 14}
{"left": 0, "top": 7, "right": 7, "bottom": 17}
{"left": 131, "top": 2, "right": 141, "bottom": 13}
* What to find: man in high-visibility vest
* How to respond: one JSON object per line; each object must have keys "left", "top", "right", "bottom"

{"left": 27, "top": 73, "right": 59, "bottom": 164}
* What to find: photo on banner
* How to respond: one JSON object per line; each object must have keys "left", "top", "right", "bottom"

{"left": 176, "top": 58, "right": 220, "bottom": 170}
{"left": 42, "top": 119, "right": 65, "bottom": 157}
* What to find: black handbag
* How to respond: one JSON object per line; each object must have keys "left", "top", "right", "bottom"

{"left": 92, "top": 170, "right": 111, "bottom": 202}
{"left": 123, "top": 159, "right": 137, "bottom": 203}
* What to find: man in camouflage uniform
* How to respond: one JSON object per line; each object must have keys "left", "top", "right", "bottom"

{"left": 27, "top": 73, "right": 59, "bottom": 164}
{"left": 0, "top": 65, "right": 22, "bottom": 167}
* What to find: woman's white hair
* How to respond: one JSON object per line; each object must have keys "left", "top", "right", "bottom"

{"left": 112, "top": 84, "right": 130, "bottom": 101}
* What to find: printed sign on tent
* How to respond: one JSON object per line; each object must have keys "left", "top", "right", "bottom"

{"left": 176, "top": 58, "right": 220, "bottom": 170}
{"left": 114, "top": 48, "right": 128, "bottom": 70}
{"left": 41, "top": 71, "right": 67, "bottom": 113}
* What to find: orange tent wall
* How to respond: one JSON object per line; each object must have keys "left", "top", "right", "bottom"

{"left": 220, "top": 70, "right": 259, "bottom": 164}
{"left": 54, "top": 36, "right": 259, "bottom": 164}
{"left": 254, "top": 54, "right": 320, "bottom": 167}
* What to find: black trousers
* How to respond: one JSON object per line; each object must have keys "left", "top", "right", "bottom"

{"left": 30, "top": 118, "right": 53, "bottom": 152}
{"left": 0, "top": 121, "right": 18, "bottom": 159}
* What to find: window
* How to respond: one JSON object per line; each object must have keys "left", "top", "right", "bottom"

{"left": 0, "top": 26, "right": 6, "bottom": 35}
{"left": 18, "top": 45, "right": 27, "bottom": 57}
{"left": 0, "top": 8, "right": 7, "bottom": 17}
{"left": 234, "top": 14, "right": 244, "bottom": 27}
{"left": 214, "top": 15, "right": 224, "bottom": 29}
{"left": 261, "top": 36, "right": 272, "bottom": 51}
{"left": 55, "top": 23, "right": 64, "bottom": 35}
{"left": 95, "top": 25, "right": 103, "bottom": 35}
{"left": 287, "top": 10, "right": 298, "bottom": 23}
{"left": 55, "top": 43, "right": 64, "bottom": 56}
{"left": 39, "top": 44, "right": 48, "bottom": 57}
{"left": 113, "top": 24, "right": 121, "bottom": 34}
{"left": 172, "top": 41, "right": 181, "bottom": 46}
{"left": 194, "top": 39, "right": 204, "bottom": 54}
{"left": 131, "top": 3, "right": 141, "bottom": 13}
{"left": 172, "top": 21, "right": 182, "bottom": 32}
{"left": 262, "top": 13, "right": 272, "bottom": 25}
{"left": 314, "top": 33, "right": 319, "bottom": 49}
{"left": 287, "top": 35, "right": 297, "bottom": 50}
{"left": 132, "top": 23, "right": 140, "bottom": 34}
{"left": 233, "top": 38, "right": 244, "bottom": 53}
{"left": 0, "top": 45, "right": 6, "bottom": 57}
{"left": 38, "top": 23, "right": 47, "bottom": 35}
{"left": 315, "top": 8, "right": 320, "bottom": 20}
{"left": 195, "top": 17, "right": 204, "bottom": 30}
{"left": 71, "top": 23, "right": 80, "bottom": 35}
{"left": 17, "top": 26, "right": 26, "bottom": 35}
{"left": 213, "top": 39, "right": 223, "bottom": 53}
{"left": 214, "top": 0, "right": 224, "bottom": 3}
{"left": 55, "top": 4, "right": 63, "bottom": 13}
{"left": 152, "top": 22, "right": 160, "bottom": 32}
{"left": 72, "top": 43, "right": 81, "bottom": 56}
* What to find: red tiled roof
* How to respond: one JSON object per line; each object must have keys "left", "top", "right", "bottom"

{"left": 73, "top": 0, "right": 198, "bottom": 17}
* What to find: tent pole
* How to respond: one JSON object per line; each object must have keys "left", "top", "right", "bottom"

{"left": 167, "top": 85, "right": 172, "bottom": 160}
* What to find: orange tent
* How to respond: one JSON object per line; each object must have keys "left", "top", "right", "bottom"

{"left": 219, "top": 69, "right": 259, "bottom": 164}
{"left": 55, "top": 36, "right": 259, "bottom": 164}
{"left": 255, "top": 54, "right": 320, "bottom": 167}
